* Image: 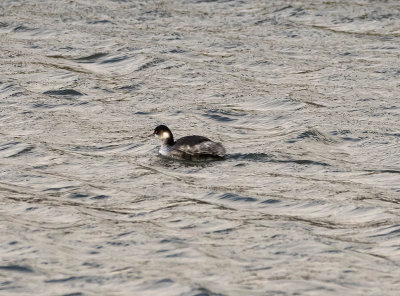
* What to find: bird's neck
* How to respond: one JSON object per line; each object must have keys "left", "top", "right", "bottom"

{"left": 163, "top": 136, "right": 174, "bottom": 146}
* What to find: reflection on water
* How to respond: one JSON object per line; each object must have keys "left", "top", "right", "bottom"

{"left": 1, "top": 0, "right": 400, "bottom": 295}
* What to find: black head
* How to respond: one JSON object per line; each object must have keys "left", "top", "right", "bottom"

{"left": 154, "top": 125, "right": 174, "bottom": 145}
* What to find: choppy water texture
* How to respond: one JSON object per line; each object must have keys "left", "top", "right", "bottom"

{"left": 1, "top": 0, "right": 400, "bottom": 295}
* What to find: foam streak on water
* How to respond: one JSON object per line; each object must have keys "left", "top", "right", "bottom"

{"left": 1, "top": 0, "right": 400, "bottom": 295}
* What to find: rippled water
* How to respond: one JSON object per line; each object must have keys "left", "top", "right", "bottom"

{"left": 1, "top": 0, "right": 400, "bottom": 295}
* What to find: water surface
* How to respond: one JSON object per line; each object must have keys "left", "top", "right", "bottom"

{"left": 1, "top": 0, "right": 400, "bottom": 295}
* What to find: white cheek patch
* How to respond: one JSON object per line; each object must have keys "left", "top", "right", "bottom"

{"left": 161, "top": 132, "right": 170, "bottom": 139}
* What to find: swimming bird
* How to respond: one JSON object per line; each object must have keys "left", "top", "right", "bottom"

{"left": 153, "top": 125, "right": 226, "bottom": 160}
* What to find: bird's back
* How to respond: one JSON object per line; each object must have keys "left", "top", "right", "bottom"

{"left": 173, "top": 135, "right": 225, "bottom": 157}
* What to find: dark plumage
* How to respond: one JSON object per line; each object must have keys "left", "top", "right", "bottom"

{"left": 153, "top": 125, "right": 226, "bottom": 160}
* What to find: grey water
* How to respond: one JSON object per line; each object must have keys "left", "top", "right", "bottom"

{"left": 1, "top": 0, "right": 400, "bottom": 295}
